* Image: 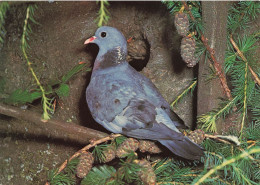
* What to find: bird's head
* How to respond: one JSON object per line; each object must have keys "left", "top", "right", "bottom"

{"left": 84, "top": 26, "right": 127, "bottom": 62}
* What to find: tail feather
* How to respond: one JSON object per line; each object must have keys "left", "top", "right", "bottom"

{"left": 159, "top": 137, "right": 204, "bottom": 160}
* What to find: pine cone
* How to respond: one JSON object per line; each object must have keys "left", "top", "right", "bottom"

{"left": 102, "top": 145, "right": 116, "bottom": 163}
{"left": 188, "top": 129, "right": 205, "bottom": 144}
{"left": 181, "top": 36, "right": 196, "bottom": 65}
{"left": 116, "top": 138, "right": 139, "bottom": 158}
{"left": 174, "top": 12, "right": 190, "bottom": 36}
{"left": 135, "top": 159, "right": 156, "bottom": 185}
{"left": 76, "top": 151, "right": 94, "bottom": 178}
{"left": 186, "top": 57, "right": 197, "bottom": 67}
{"left": 139, "top": 140, "right": 162, "bottom": 154}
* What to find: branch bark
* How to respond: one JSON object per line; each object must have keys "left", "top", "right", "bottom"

{"left": 0, "top": 103, "right": 108, "bottom": 144}
{"left": 182, "top": 1, "right": 232, "bottom": 101}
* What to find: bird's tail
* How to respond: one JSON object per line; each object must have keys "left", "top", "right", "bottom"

{"left": 159, "top": 137, "right": 204, "bottom": 160}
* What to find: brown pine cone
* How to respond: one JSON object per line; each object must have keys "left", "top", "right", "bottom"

{"left": 135, "top": 159, "right": 156, "bottom": 185}
{"left": 139, "top": 140, "right": 162, "bottom": 154}
{"left": 186, "top": 57, "right": 198, "bottom": 67}
{"left": 76, "top": 151, "right": 94, "bottom": 178}
{"left": 181, "top": 36, "right": 196, "bottom": 65}
{"left": 102, "top": 145, "right": 116, "bottom": 163}
{"left": 116, "top": 138, "right": 139, "bottom": 158}
{"left": 174, "top": 12, "right": 190, "bottom": 36}
{"left": 188, "top": 129, "right": 205, "bottom": 144}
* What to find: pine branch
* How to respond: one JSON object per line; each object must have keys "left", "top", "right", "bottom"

{"left": 47, "top": 158, "right": 78, "bottom": 185}
{"left": 228, "top": 2, "right": 260, "bottom": 34}
{"left": 240, "top": 60, "right": 248, "bottom": 139}
{"left": 47, "top": 134, "right": 121, "bottom": 183}
{"left": 154, "top": 159, "right": 199, "bottom": 184}
{"left": 81, "top": 165, "right": 117, "bottom": 185}
{"left": 229, "top": 35, "right": 260, "bottom": 86}
{"left": 161, "top": 1, "right": 182, "bottom": 14}
{"left": 193, "top": 147, "right": 260, "bottom": 185}
{"left": 170, "top": 79, "right": 197, "bottom": 108}
{"left": 198, "top": 96, "right": 238, "bottom": 133}
{"left": 205, "top": 134, "right": 240, "bottom": 146}
{"left": 182, "top": 1, "right": 233, "bottom": 101}
{"left": 96, "top": 0, "right": 110, "bottom": 27}
{"left": 21, "top": 5, "right": 52, "bottom": 120}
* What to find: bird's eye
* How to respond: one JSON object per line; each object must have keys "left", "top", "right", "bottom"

{"left": 101, "top": 32, "right": 106, "bottom": 38}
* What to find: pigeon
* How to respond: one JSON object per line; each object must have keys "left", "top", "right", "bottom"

{"left": 84, "top": 26, "right": 204, "bottom": 160}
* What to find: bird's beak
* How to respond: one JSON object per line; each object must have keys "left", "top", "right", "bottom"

{"left": 84, "top": 36, "right": 97, "bottom": 45}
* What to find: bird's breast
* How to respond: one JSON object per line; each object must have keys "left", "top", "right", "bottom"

{"left": 86, "top": 73, "right": 138, "bottom": 122}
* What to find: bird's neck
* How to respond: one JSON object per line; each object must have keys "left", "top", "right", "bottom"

{"left": 93, "top": 46, "right": 127, "bottom": 71}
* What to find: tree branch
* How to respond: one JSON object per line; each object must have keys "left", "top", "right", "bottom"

{"left": 0, "top": 103, "right": 108, "bottom": 144}
{"left": 182, "top": 1, "right": 233, "bottom": 101}
{"left": 229, "top": 35, "right": 260, "bottom": 86}
{"left": 52, "top": 133, "right": 121, "bottom": 183}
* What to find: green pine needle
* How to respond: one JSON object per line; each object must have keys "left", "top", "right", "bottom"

{"left": 0, "top": 2, "right": 9, "bottom": 47}
{"left": 194, "top": 147, "right": 260, "bottom": 185}
{"left": 81, "top": 165, "right": 117, "bottom": 185}
{"left": 161, "top": 0, "right": 182, "bottom": 14}
{"left": 112, "top": 135, "right": 127, "bottom": 148}
{"left": 47, "top": 158, "right": 79, "bottom": 185}
{"left": 155, "top": 159, "right": 196, "bottom": 184}
{"left": 198, "top": 96, "right": 238, "bottom": 133}
{"left": 170, "top": 79, "right": 197, "bottom": 108}
{"left": 21, "top": 4, "right": 53, "bottom": 120}
{"left": 92, "top": 144, "right": 108, "bottom": 163}
{"left": 47, "top": 170, "right": 75, "bottom": 185}
{"left": 118, "top": 154, "right": 140, "bottom": 183}
{"left": 96, "top": 0, "right": 110, "bottom": 27}
{"left": 228, "top": 1, "right": 260, "bottom": 34}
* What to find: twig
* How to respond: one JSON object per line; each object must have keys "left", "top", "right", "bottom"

{"left": 205, "top": 134, "right": 231, "bottom": 145}
{"left": 238, "top": 146, "right": 260, "bottom": 163}
{"left": 205, "top": 151, "right": 223, "bottom": 160}
{"left": 48, "top": 134, "right": 121, "bottom": 183}
{"left": 0, "top": 102, "right": 108, "bottom": 144}
{"left": 229, "top": 36, "right": 255, "bottom": 138}
{"left": 201, "top": 35, "right": 232, "bottom": 100}
{"left": 182, "top": 1, "right": 233, "bottom": 101}
{"left": 170, "top": 80, "right": 197, "bottom": 108}
{"left": 229, "top": 35, "right": 260, "bottom": 86}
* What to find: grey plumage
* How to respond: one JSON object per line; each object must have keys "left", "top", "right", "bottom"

{"left": 85, "top": 26, "right": 204, "bottom": 160}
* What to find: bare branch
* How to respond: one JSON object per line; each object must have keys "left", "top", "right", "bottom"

{"left": 0, "top": 103, "right": 108, "bottom": 144}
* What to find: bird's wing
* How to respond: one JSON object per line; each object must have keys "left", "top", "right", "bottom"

{"left": 127, "top": 65, "right": 187, "bottom": 129}
{"left": 110, "top": 97, "right": 185, "bottom": 141}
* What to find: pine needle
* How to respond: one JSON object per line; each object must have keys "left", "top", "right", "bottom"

{"left": 170, "top": 79, "right": 197, "bottom": 108}
{"left": 193, "top": 147, "right": 260, "bottom": 185}
{"left": 96, "top": 0, "right": 110, "bottom": 27}
{"left": 198, "top": 96, "right": 238, "bottom": 133}
{"left": 21, "top": 4, "right": 53, "bottom": 120}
